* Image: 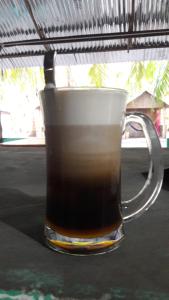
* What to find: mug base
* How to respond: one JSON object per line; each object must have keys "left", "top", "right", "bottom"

{"left": 44, "top": 224, "right": 124, "bottom": 255}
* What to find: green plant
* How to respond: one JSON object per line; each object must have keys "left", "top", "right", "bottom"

{"left": 88, "top": 64, "right": 107, "bottom": 87}
{"left": 127, "top": 61, "right": 169, "bottom": 102}
{"left": 154, "top": 62, "right": 169, "bottom": 102}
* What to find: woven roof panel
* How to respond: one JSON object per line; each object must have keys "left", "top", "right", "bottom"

{"left": 0, "top": 0, "right": 168, "bottom": 68}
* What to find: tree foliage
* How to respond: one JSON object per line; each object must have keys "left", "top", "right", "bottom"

{"left": 127, "top": 62, "right": 145, "bottom": 90}
{"left": 0, "top": 67, "right": 44, "bottom": 91}
{"left": 88, "top": 60, "right": 169, "bottom": 104}
{"left": 126, "top": 61, "right": 157, "bottom": 90}
{"left": 127, "top": 61, "right": 169, "bottom": 102}
{"left": 154, "top": 62, "right": 169, "bottom": 102}
{"left": 88, "top": 64, "right": 107, "bottom": 87}
{"left": 0, "top": 67, "right": 44, "bottom": 108}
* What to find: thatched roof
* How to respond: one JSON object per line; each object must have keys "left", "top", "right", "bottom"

{"left": 127, "top": 91, "right": 163, "bottom": 109}
{"left": 0, "top": 1, "right": 169, "bottom": 68}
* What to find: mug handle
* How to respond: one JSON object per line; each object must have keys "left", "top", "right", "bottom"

{"left": 122, "top": 112, "right": 163, "bottom": 222}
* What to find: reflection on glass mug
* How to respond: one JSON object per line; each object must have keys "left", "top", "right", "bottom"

{"left": 40, "top": 52, "right": 163, "bottom": 255}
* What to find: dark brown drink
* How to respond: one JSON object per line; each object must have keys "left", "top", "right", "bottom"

{"left": 45, "top": 124, "right": 122, "bottom": 238}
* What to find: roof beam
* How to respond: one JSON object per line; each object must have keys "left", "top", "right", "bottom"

{"left": 0, "top": 42, "right": 169, "bottom": 59}
{"left": 23, "top": 0, "right": 51, "bottom": 51}
{"left": 1, "top": 29, "right": 169, "bottom": 48}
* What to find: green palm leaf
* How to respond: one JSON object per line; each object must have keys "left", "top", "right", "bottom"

{"left": 88, "top": 64, "right": 107, "bottom": 87}
{"left": 127, "top": 62, "right": 145, "bottom": 90}
{"left": 154, "top": 62, "right": 169, "bottom": 102}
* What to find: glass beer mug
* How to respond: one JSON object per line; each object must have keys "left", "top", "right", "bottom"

{"left": 40, "top": 52, "right": 163, "bottom": 255}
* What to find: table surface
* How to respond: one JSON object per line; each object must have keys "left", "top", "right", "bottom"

{"left": 0, "top": 146, "right": 168, "bottom": 300}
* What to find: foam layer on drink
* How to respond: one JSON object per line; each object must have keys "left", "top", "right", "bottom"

{"left": 41, "top": 88, "right": 127, "bottom": 126}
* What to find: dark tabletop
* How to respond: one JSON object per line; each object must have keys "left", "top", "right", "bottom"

{"left": 0, "top": 146, "right": 168, "bottom": 300}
